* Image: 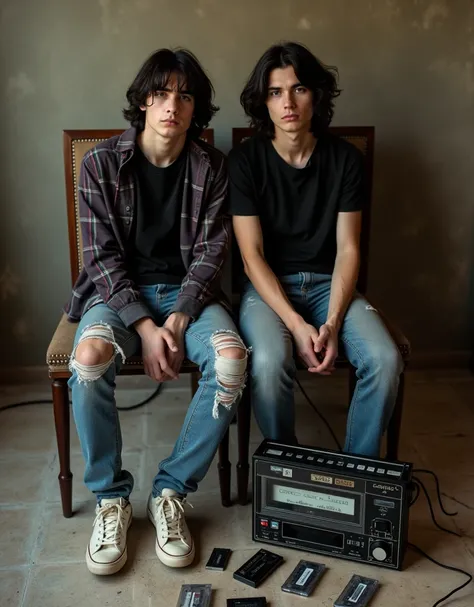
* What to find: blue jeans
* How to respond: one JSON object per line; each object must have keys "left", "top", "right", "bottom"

{"left": 238, "top": 273, "right": 404, "bottom": 457}
{"left": 68, "top": 284, "right": 246, "bottom": 501}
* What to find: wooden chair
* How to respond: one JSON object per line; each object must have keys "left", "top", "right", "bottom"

{"left": 230, "top": 126, "right": 411, "bottom": 505}
{"left": 46, "top": 128, "right": 235, "bottom": 517}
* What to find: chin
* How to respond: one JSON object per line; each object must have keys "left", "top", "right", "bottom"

{"left": 159, "top": 126, "right": 186, "bottom": 139}
{"left": 278, "top": 122, "right": 302, "bottom": 133}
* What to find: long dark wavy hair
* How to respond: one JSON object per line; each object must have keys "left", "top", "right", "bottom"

{"left": 123, "top": 48, "right": 219, "bottom": 139}
{"left": 240, "top": 42, "right": 341, "bottom": 137}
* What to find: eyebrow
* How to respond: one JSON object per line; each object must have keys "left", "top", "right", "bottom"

{"left": 268, "top": 83, "right": 304, "bottom": 91}
{"left": 156, "top": 87, "right": 193, "bottom": 95}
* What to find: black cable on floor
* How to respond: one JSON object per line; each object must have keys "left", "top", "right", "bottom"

{"left": 409, "top": 480, "right": 420, "bottom": 506}
{"left": 295, "top": 377, "right": 343, "bottom": 451}
{"left": 0, "top": 399, "right": 53, "bottom": 412}
{"left": 412, "top": 476, "right": 461, "bottom": 538}
{"left": 116, "top": 383, "right": 162, "bottom": 410}
{"left": 0, "top": 384, "right": 162, "bottom": 413}
{"left": 413, "top": 468, "right": 458, "bottom": 516}
{"left": 408, "top": 542, "right": 472, "bottom": 607}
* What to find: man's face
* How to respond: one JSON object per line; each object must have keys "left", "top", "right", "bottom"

{"left": 141, "top": 72, "right": 195, "bottom": 139}
{"left": 265, "top": 66, "right": 314, "bottom": 135}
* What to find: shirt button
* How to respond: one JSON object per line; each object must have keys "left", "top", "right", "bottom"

{"left": 126, "top": 206, "right": 131, "bottom": 212}
{"left": 125, "top": 219, "right": 131, "bottom": 225}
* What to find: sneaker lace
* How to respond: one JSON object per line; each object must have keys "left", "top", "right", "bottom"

{"left": 156, "top": 496, "right": 193, "bottom": 544}
{"left": 94, "top": 503, "right": 126, "bottom": 547}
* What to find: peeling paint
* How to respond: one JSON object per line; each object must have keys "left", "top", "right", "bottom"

{"left": 422, "top": 1, "right": 449, "bottom": 30}
{"left": 0, "top": 266, "right": 20, "bottom": 301}
{"left": 297, "top": 17, "right": 311, "bottom": 31}
{"left": 7, "top": 73, "right": 35, "bottom": 99}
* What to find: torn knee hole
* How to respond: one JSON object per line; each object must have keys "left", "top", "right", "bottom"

{"left": 69, "top": 322, "right": 125, "bottom": 383}
{"left": 211, "top": 331, "right": 248, "bottom": 419}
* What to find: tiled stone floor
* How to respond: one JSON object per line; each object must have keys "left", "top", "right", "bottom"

{"left": 1, "top": 369, "right": 473, "bottom": 606}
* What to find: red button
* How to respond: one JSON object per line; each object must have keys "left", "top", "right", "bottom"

{"left": 260, "top": 520, "right": 268, "bottom": 527}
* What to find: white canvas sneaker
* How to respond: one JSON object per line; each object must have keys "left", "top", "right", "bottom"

{"left": 147, "top": 489, "right": 195, "bottom": 567}
{"left": 86, "top": 497, "right": 132, "bottom": 575}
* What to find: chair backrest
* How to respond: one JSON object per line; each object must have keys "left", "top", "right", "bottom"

{"left": 63, "top": 128, "right": 215, "bottom": 286}
{"left": 231, "top": 127, "right": 374, "bottom": 294}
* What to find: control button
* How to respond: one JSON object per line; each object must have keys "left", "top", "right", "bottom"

{"left": 307, "top": 456, "right": 315, "bottom": 461}
{"left": 374, "top": 519, "right": 392, "bottom": 534}
{"left": 296, "top": 454, "right": 303, "bottom": 459}
{"left": 357, "top": 464, "right": 366, "bottom": 471}
{"left": 317, "top": 458, "right": 324, "bottom": 463}
{"left": 346, "top": 463, "right": 355, "bottom": 469}
{"left": 387, "top": 470, "right": 402, "bottom": 477}
{"left": 270, "top": 521, "right": 279, "bottom": 530}
{"left": 266, "top": 449, "right": 283, "bottom": 456}
{"left": 260, "top": 519, "right": 268, "bottom": 527}
{"left": 371, "top": 541, "right": 392, "bottom": 562}
{"left": 285, "top": 452, "right": 294, "bottom": 457}
{"left": 376, "top": 468, "right": 386, "bottom": 474}
{"left": 367, "top": 466, "right": 376, "bottom": 473}
{"left": 337, "top": 461, "right": 344, "bottom": 467}
{"left": 327, "top": 460, "right": 334, "bottom": 465}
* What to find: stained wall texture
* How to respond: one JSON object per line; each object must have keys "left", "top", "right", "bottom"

{"left": 1, "top": 0, "right": 473, "bottom": 366}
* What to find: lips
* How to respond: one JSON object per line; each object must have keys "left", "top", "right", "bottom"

{"left": 282, "top": 114, "right": 299, "bottom": 121}
{"left": 162, "top": 119, "right": 179, "bottom": 125}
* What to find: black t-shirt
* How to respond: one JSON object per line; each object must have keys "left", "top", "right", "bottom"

{"left": 228, "top": 133, "right": 365, "bottom": 276}
{"left": 130, "top": 143, "right": 187, "bottom": 284}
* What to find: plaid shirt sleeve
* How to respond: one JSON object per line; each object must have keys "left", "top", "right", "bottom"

{"left": 79, "top": 153, "right": 151, "bottom": 327}
{"left": 171, "top": 154, "right": 231, "bottom": 319}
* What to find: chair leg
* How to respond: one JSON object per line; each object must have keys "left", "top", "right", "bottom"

{"left": 217, "top": 429, "right": 232, "bottom": 507}
{"left": 236, "top": 386, "right": 251, "bottom": 505}
{"left": 191, "top": 371, "right": 200, "bottom": 396}
{"left": 386, "top": 372, "right": 405, "bottom": 461}
{"left": 52, "top": 378, "right": 73, "bottom": 518}
{"left": 348, "top": 365, "right": 357, "bottom": 402}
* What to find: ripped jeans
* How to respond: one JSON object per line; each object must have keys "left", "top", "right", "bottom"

{"left": 68, "top": 284, "right": 247, "bottom": 501}
{"left": 238, "top": 273, "right": 404, "bottom": 457}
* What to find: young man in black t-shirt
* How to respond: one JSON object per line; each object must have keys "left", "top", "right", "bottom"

{"left": 229, "top": 42, "right": 403, "bottom": 457}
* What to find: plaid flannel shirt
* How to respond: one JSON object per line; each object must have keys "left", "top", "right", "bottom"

{"left": 64, "top": 127, "right": 231, "bottom": 326}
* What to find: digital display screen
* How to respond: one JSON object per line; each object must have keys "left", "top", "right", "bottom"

{"left": 273, "top": 484, "right": 355, "bottom": 516}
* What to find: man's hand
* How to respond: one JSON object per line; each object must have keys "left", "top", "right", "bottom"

{"left": 162, "top": 312, "right": 190, "bottom": 379}
{"left": 134, "top": 317, "right": 180, "bottom": 382}
{"left": 312, "top": 322, "right": 339, "bottom": 375}
{"left": 290, "top": 320, "right": 323, "bottom": 372}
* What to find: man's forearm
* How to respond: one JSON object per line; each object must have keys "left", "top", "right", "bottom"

{"left": 165, "top": 312, "right": 191, "bottom": 335}
{"left": 326, "top": 250, "right": 360, "bottom": 331}
{"left": 134, "top": 317, "right": 156, "bottom": 339}
{"left": 244, "top": 254, "right": 303, "bottom": 332}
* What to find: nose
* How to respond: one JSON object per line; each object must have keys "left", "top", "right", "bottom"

{"left": 166, "top": 94, "right": 179, "bottom": 114}
{"left": 283, "top": 91, "right": 295, "bottom": 110}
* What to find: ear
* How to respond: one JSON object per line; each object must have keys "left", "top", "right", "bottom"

{"left": 140, "top": 93, "right": 153, "bottom": 111}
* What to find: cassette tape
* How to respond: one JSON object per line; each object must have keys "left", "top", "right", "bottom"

{"left": 334, "top": 575, "right": 379, "bottom": 607}
{"left": 176, "top": 584, "right": 212, "bottom": 607}
{"left": 233, "top": 549, "right": 283, "bottom": 588}
{"left": 281, "top": 559, "right": 326, "bottom": 597}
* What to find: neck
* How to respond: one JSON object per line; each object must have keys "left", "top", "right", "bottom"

{"left": 137, "top": 127, "right": 187, "bottom": 167}
{"left": 271, "top": 128, "right": 317, "bottom": 169}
